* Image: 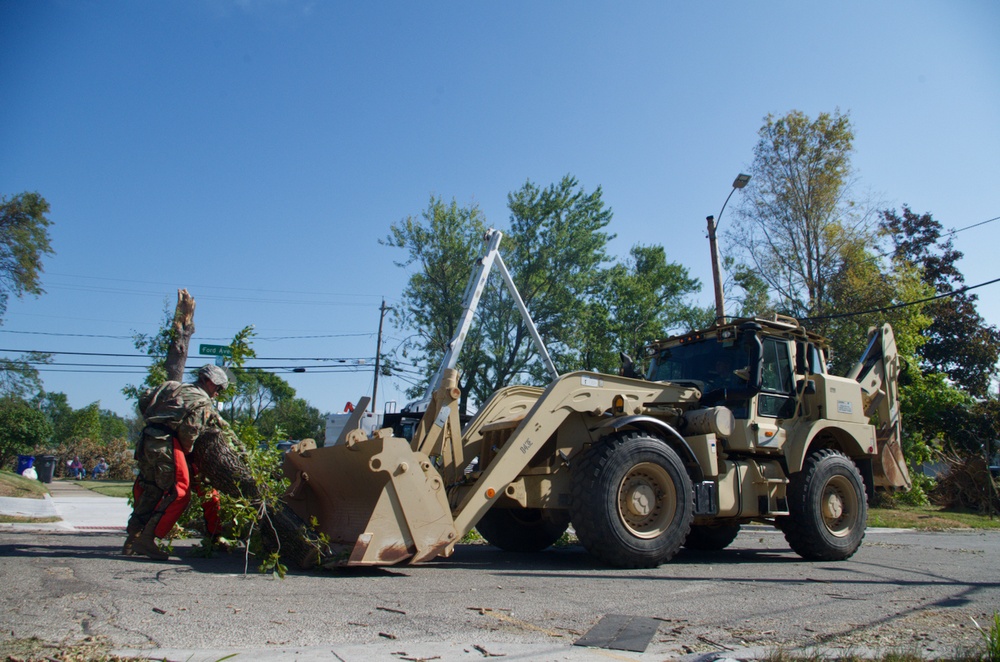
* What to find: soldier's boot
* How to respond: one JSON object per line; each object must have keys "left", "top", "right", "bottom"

{"left": 131, "top": 525, "right": 169, "bottom": 561}
{"left": 121, "top": 524, "right": 142, "bottom": 556}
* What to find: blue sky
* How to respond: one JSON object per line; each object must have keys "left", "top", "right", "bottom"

{"left": 1, "top": 1, "right": 998, "bottom": 418}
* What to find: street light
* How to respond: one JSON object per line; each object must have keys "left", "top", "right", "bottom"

{"left": 706, "top": 173, "right": 751, "bottom": 322}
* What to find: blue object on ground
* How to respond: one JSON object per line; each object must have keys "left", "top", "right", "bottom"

{"left": 16, "top": 455, "right": 35, "bottom": 475}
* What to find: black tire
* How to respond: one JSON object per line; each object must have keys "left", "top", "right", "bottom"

{"left": 570, "top": 431, "right": 694, "bottom": 568}
{"left": 684, "top": 523, "right": 741, "bottom": 551}
{"left": 780, "top": 449, "right": 868, "bottom": 561}
{"left": 475, "top": 507, "right": 570, "bottom": 552}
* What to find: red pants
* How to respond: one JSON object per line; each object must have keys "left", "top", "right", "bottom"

{"left": 133, "top": 439, "right": 221, "bottom": 538}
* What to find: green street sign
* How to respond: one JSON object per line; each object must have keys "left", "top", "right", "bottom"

{"left": 199, "top": 344, "right": 233, "bottom": 357}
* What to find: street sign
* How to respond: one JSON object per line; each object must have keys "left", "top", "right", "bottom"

{"left": 199, "top": 344, "right": 233, "bottom": 357}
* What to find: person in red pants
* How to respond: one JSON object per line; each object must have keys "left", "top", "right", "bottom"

{"left": 123, "top": 364, "right": 229, "bottom": 560}
{"left": 131, "top": 443, "right": 222, "bottom": 541}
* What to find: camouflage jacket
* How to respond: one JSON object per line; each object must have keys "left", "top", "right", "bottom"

{"left": 139, "top": 381, "right": 220, "bottom": 453}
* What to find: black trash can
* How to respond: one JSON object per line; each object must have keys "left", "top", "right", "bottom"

{"left": 16, "top": 455, "right": 35, "bottom": 475}
{"left": 36, "top": 455, "right": 57, "bottom": 484}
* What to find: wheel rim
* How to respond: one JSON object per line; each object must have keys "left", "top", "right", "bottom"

{"left": 821, "top": 474, "right": 859, "bottom": 538}
{"left": 618, "top": 462, "right": 676, "bottom": 539}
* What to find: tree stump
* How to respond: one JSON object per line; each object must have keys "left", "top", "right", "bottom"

{"left": 165, "top": 288, "right": 196, "bottom": 382}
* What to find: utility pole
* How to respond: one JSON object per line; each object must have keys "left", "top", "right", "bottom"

{"left": 707, "top": 214, "right": 725, "bottom": 322}
{"left": 708, "top": 173, "right": 752, "bottom": 323}
{"left": 372, "top": 299, "right": 391, "bottom": 413}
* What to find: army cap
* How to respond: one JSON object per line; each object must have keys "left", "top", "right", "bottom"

{"left": 198, "top": 363, "right": 230, "bottom": 390}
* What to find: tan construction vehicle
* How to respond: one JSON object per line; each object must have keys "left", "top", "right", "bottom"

{"left": 283, "top": 230, "right": 910, "bottom": 568}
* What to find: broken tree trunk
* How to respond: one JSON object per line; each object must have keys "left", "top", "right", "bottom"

{"left": 165, "top": 288, "right": 317, "bottom": 568}
{"left": 191, "top": 428, "right": 320, "bottom": 568}
{"left": 165, "top": 288, "right": 196, "bottom": 382}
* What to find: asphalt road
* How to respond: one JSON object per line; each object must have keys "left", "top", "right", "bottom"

{"left": 0, "top": 526, "right": 997, "bottom": 661}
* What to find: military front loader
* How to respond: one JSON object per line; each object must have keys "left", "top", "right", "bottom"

{"left": 282, "top": 230, "right": 910, "bottom": 569}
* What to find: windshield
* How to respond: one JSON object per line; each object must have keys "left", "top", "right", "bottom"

{"left": 647, "top": 338, "right": 749, "bottom": 396}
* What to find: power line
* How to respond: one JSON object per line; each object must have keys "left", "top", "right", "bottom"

{"left": 944, "top": 214, "right": 1000, "bottom": 237}
{"left": 0, "top": 348, "right": 375, "bottom": 362}
{"left": 802, "top": 275, "right": 1000, "bottom": 322}
{"left": 0, "top": 329, "right": 374, "bottom": 341}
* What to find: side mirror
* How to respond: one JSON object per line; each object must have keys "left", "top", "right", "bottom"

{"left": 620, "top": 352, "right": 640, "bottom": 379}
{"left": 797, "top": 379, "right": 817, "bottom": 395}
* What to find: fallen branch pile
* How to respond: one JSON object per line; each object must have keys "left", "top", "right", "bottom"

{"left": 929, "top": 452, "right": 1000, "bottom": 515}
{"left": 191, "top": 428, "right": 320, "bottom": 568}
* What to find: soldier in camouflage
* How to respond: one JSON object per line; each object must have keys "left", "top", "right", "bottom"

{"left": 122, "top": 364, "right": 229, "bottom": 560}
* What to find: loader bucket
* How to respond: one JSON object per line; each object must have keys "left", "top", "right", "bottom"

{"left": 282, "top": 434, "right": 459, "bottom": 566}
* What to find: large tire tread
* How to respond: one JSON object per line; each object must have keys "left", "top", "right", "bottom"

{"left": 570, "top": 431, "right": 693, "bottom": 568}
{"left": 781, "top": 448, "right": 867, "bottom": 561}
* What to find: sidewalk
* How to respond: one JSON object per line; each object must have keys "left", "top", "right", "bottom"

{"left": 0, "top": 479, "right": 131, "bottom": 532}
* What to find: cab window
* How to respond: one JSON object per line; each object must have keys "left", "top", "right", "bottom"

{"left": 758, "top": 338, "right": 795, "bottom": 418}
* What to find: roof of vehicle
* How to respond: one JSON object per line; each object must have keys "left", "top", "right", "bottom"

{"left": 649, "top": 314, "right": 831, "bottom": 350}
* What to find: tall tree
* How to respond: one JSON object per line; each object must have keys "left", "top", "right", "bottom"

{"left": 471, "top": 176, "right": 614, "bottom": 400}
{"left": 729, "top": 110, "right": 876, "bottom": 320}
{"left": 0, "top": 192, "right": 55, "bottom": 396}
{"left": 223, "top": 369, "right": 296, "bottom": 427}
{"left": 32, "top": 391, "right": 74, "bottom": 443}
{"left": 881, "top": 206, "right": 1000, "bottom": 397}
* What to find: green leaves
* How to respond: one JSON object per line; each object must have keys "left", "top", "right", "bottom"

{"left": 385, "top": 177, "right": 706, "bottom": 407}
{"left": 0, "top": 191, "right": 54, "bottom": 320}
{"left": 0, "top": 397, "right": 53, "bottom": 468}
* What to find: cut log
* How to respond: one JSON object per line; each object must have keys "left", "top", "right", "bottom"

{"left": 191, "top": 428, "right": 321, "bottom": 568}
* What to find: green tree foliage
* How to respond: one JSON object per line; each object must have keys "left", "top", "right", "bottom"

{"left": 729, "top": 110, "right": 876, "bottom": 320}
{"left": 224, "top": 370, "right": 296, "bottom": 427}
{"left": 258, "top": 397, "right": 325, "bottom": 443}
{"left": 472, "top": 176, "right": 615, "bottom": 399}
{"left": 0, "top": 397, "right": 53, "bottom": 470}
{"left": 881, "top": 206, "right": 1000, "bottom": 397}
{"left": 0, "top": 191, "right": 55, "bottom": 396}
{"left": 32, "top": 391, "right": 74, "bottom": 442}
{"left": 583, "top": 245, "right": 703, "bottom": 373}
{"left": 821, "top": 236, "right": 932, "bottom": 374}
{"left": 0, "top": 352, "right": 50, "bottom": 398}
{"left": 382, "top": 196, "right": 488, "bottom": 408}
{"left": 385, "top": 177, "right": 705, "bottom": 410}
{"left": 0, "top": 192, "right": 54, "bottom": 319}
{"left": 725, "top": 258, "right": 772, "bottom": 319}
{"left": 68, "top": 402, "right": 103, "bottom": 443}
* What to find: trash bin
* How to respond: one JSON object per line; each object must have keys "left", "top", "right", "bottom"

{"left": 36, "top": 455, "right": 57, "bottom": 484}
{"left": 16, "top": 455, "right": 35, "bottom": 475}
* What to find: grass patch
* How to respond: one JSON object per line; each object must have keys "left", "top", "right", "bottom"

{"left": 869, "top": 505, "right": 1000, "bottom": 530}
{"left": 0, "top": 514, "right": 61, "bottom": 523}
{"left": 761, "top": 651, "right": 986, "bottom": 662}
{"left": 75, "top": 479, "right": 133, "bottom": 498}
{"left": 0, "top": 469, "right": 50, "bottom": 499}
{"left": 0, "top": 635, "right": 149, "bottom": 661}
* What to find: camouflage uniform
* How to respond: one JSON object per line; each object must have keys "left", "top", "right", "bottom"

{"left": 126, "top": 380, "right": 219, "bottom": 541}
